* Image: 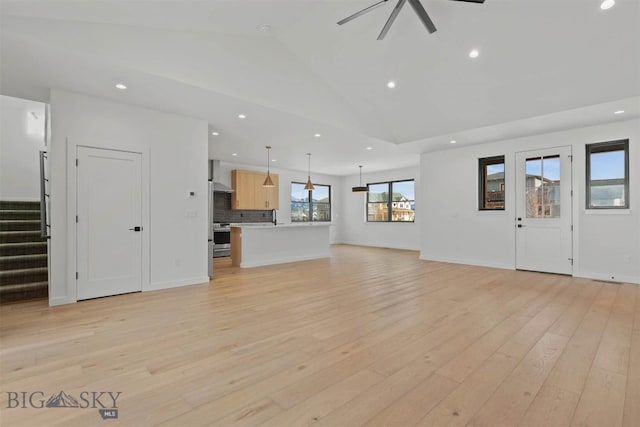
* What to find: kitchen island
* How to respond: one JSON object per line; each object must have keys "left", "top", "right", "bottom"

{"left": 230, "top": 223, "right": 331, "bottom": 268}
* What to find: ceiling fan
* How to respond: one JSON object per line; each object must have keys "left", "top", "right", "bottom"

{"left": 337, "top": 0, "right": 485, "bottom": 40}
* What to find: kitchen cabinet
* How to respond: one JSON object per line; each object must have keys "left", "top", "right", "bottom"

{"left": 231, "top": 170, "right": 279, "bottom": 210}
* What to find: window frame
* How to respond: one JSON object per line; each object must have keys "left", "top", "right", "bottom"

{"left": 585, "top": 139, "right": 629, "bottom": 210}
{"left": 290, "top": 182, "right": 332, "bottom": 222}
{"left": 366, "top": 179, "right": 415, "bottom": 223}
{"left": 478, "top": 155, "right": 506, "bottom": 211}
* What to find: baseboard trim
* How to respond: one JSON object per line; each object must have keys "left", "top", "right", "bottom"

{"left": 339, "top": 242, "right": 419, "bottom": 251}
{"left": 419, "top": 254, "right": 514, "bottom": 271}
{"left": 574, "top": 271, "right": 639, "bottom": 285}
{"left": 147, "top": 276, "right": 210, "bottom": 291}
{"left": 49, "top": 296, "right": 76, "bottom": 306}
{"left": 240, "top": 253, "right": 330, "bottom": 268}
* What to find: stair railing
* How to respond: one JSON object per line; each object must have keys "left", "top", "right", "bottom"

{"left": 39, "top": 150, "right": 50, "bottom": 239}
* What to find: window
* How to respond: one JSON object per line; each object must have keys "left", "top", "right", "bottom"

{"left": 367, "top": 180, "right": 415, "bottom": 222}
{"left": 525, "top": 155, "right": 561, "bottom": 218}
{"left": 479, "top": 156, "right": 505, "bottom": 210}
{"left": 290, "top": 182, "right": 331, "bottom": 222}
{"left": 586, "top": 140, "right": 629, "bottom": 209}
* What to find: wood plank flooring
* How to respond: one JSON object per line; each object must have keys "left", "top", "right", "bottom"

{"left": 0, "top": 245, "right": 638, "bottom": 426}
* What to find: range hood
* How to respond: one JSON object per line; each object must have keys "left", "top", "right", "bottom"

{"left": 208, "top": 160, "right": 234, "bottom": 193}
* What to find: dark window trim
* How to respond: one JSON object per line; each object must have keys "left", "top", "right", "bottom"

{"left": 585, "top": 139, "right": 629, "bottom": 209}
{"left": 290, "top": 182, "right": 332, "bottom": 222}
{"left": 366, "top": 179, "right": 415, "bottom": 223}
{"left": 478, "top": 155, "right": 506, "bottom": 211}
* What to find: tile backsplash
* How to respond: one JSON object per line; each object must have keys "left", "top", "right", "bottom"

{"left": 213, "top": 192, "right": 273, "bottom": 223}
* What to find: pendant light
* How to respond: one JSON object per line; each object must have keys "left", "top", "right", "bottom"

{"left": 352, "top": 165, "right": 368, "bottom": 193}
{"left": 263, "top": 145, "right": 275, "bottom": 187}
{"left": 304, "top": 153, "right": 315, "bottom": 191}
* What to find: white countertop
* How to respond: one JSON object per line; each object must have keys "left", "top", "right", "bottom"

{"left": 230, "top": 222, "right": 333, "bottom": 228}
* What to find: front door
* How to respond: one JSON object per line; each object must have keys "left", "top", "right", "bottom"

{"left": 77, "top": 146, "right": 143, "bottom": 300}
{"left": 515, "top": 146, "right": 573, "bottom": 275}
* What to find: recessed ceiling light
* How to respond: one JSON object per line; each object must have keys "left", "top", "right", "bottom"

{"left": 469, "top": 49, "right": 479, "bottom": 59}
{"left": 314, "top": 133, "right": 322, "bottom": 138}
{"left": 211, "top": 132, "right": 220, "bottom": 136}
{"left": 600, "top": 0, "right": 615, "bottom": 10}
{"left": 614, "top": 110, "right": 625, "bottom": 115}
{"left": 366, "top": 147, "right": 373, "bottom": 150}
{"left": 115, "top": 83, "right": 127, "bottom": 90}
{"left": 272, "top": 159, "right": 277, "bottom": 162}
{"left": 257, "top": 24, "right": 272, "bottom": 33}
{"left": 450, "top": 140, "right": 457, "bottom": 144}
{"left": 238, "top": 114, "right": 246, "bottom": 119}
{"left": 387, "top": 80, "right": 396, "bottom": 89}
{"left": 232, "top": 153, "right": 238, "bottom": 156}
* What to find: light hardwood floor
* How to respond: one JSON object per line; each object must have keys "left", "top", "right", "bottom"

{"left": 1, "top": 245, "right": 638, "bottom": 426}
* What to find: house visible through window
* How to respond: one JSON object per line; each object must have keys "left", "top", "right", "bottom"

{"left": 290, "top": 182, "right": 331, "bottom": 222}
{"left": 479, "top": 156, "right": 505, "bottom": 210}
{"left": 586, "top": 139, "right": 629, "bottom": 209}
{"left": 367, "top": 180, "right": 415, "bottom": 222}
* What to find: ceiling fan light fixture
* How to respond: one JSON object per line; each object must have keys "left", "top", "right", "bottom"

{"left": 352, "top": 165, "right": 369, "bottom": 193}
{"left": 338, "top": 0, "right": 485, "bottom": 40}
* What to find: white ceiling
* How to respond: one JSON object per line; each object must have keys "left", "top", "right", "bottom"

{"left": 1, "top": 0, "right": 638, "bottom": 175}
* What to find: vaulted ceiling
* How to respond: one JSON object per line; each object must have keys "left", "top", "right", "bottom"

{"left": 1, "top": 0, "right": 638, "bottom": 175}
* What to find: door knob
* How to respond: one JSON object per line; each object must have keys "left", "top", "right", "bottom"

{"left": 129, "top": 226, "right": 142, "bottom": 232}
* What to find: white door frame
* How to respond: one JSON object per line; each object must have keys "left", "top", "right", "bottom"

{"left": 515, "top": 145, "right": 573, "bottom": 275}
{"left": 66, "top": 140, "right": 150, "bottom": 302}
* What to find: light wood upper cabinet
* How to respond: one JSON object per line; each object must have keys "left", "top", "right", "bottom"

{"left": 231, "top": 170, "right": 279, "bottom": 210}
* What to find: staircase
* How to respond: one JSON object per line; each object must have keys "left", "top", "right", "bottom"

{"left": 0, "top": 201, "right": 48, "bottom": 302}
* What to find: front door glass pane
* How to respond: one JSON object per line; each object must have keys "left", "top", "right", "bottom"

{"left": 525, "top": 155, "right": 561, "bottom": 218}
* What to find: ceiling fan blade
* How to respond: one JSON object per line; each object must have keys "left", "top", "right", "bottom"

{"left": 377, "top": 0, "right": 408, "bottom": 40}
{"left": 337, "top": 0, "right": 389, "bottom": 25}
{"left": 449, "top": 0, "right": 485, "bottom": 3}
{"left": 408, "top": 0, "right": 437, "bottom": 34}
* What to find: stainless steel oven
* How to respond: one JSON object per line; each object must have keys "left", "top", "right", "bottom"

{"left": 213, "top": 223, "right": 231, "bottom": 257}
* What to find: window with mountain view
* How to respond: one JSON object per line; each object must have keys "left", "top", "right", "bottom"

{"left": 290, "top": 182, "right": 331, "bottom": 222}
{"left": 367, "top": 179, "right": 415, "bottom": 222}
{"left": 586, "top": 140, "right": 629, "bottom": 209}
{"left": 479, "top": 156, "right": 505, "bottom": 210}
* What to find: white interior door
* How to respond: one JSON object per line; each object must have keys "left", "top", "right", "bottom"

{"left": 516, "top": 146, "right": 573, "bottom": 275}
{"left": 77, "top": 146, "right": 142, "bottom": 300}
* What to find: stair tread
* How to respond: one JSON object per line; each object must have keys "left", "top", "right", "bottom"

{"left": 0, "top": 281, "right": 48, "bottom": 292}
{"left": 0, "top": 241, "right": 47, "bottom": 246}
{"left": 0, "top": 254, "right": 48, "bottom": 261}
{"left": 0, "top": 267, "right": 48, "bottom": 276}
{"left": 0, "top": 230, "right": 40, "bottom": 236}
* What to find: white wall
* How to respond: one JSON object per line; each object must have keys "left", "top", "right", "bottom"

{"left": 0, "top": 95, "right": 46, "bottom": 201}
{"left": 215, "top": 161, "right": 342, "bottom": 243}
{"left": 49, "top": 90, "right": 209, "bottom": 305}
{"left": 421, "top": 119, "right": 640, "bottom": 284}
{"left": 337, "top": 166, "right": 420, "bottom": 251}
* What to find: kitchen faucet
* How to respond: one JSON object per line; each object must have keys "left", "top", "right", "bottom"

{"left": 272, "top": 209, "right": 277, "bottom": 226}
